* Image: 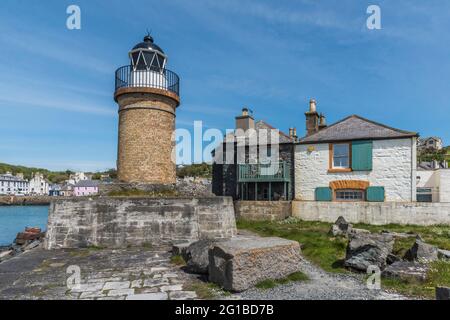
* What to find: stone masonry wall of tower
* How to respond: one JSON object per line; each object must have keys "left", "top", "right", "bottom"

{"left": 116, "top": 91, "right": 178, "bottom": 184}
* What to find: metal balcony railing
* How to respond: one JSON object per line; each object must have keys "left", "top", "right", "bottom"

{"left": 114, "top": 65, "right": 180, "bottom": 96}
{"left": 238, "top": 161, "right": 291, "bottom": 182}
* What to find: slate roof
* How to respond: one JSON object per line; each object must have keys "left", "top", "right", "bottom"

{"left": 74, "top": 180, "right": 99, "bottom": 188}
{"left": 223, "top": 120, "right": 294, "bottom": 145}
{"left": 298, "top": 115, "right": 418, "bottom": 144}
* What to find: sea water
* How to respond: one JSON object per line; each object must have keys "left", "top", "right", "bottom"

{"left": 0, "top": 206, "right": 49, "bottom": 246}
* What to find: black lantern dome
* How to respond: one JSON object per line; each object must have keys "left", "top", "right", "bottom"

{"left": 129, "top": 34, "right": 167, "bottom": 71}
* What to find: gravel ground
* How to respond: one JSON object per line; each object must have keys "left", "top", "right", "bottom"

{"left": 235, "top": 256, "right": 410, "bottom": 300}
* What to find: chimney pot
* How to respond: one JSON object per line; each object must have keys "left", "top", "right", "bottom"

{"left": 309, "top": 99, "right": 317, "bottom": 113}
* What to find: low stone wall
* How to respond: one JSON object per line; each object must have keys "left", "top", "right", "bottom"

{"left": 0, "top": 196, "right": 74, "bottom": 206}
{"left": 234, "top": 201, "right": 291, "bottom": 221}
{"left": 292, "top": 201, "right": 450, "bottom": 226}
{"left": 45, "top": 197, "right": 236, "bottom": 249}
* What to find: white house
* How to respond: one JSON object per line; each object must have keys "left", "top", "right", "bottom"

{"left": 67, "top": 172, "right": 91, "bottom": 185}
{"left": 29, "top": 172, "right": 49, "bottom": 195}
{"left": 417, "top": 166, "right": 450, "bottom": 203}
{"left": 295, "top": 100, "right": 418, "bottom": 202}
{"left": 0, "top": 172, "right": 29, "bottom": 195}
{"left": 418, "top": 137, "right": 443, "bottom": 151}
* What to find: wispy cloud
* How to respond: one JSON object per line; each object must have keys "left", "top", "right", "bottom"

{"left": 0, "top": 23, "right": 114, "bottom": 75}
{"left": 0, "top": 96, "right": 115, "bottom": 116}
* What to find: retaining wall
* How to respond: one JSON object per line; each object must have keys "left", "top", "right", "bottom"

{"left": 45, "top": 197, "right": 236, "bottom": 249}
{"left": 292, "top": 201, "right": 450, "bottom": 226}
{"left": 234, "top": 201, "right": 291, "bottom": 221}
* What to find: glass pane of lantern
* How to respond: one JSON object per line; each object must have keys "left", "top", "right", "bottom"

{"left": 142, "top": 52, "right": 155, "bottom": 68}
{"left": 131, "top": 52, "right": 140, "bottom": 67}
{"left": 136, "top": 52, "right": 147, "bottom": 70}
{"left": 150, "top": 54, "right": 160, "bottom": 70}
{"left": 157, "top": 54, "right": 165, "bottom": 69}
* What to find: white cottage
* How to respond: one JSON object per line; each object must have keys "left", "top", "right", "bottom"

{"left": 295, "top": 100, "right": 418, "bottom": 202}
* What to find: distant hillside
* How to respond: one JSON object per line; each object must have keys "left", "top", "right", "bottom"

{"left": 0, "top": 163, "right": 116, "bottom": 184}
{"left": 177, "top": 163, "right": 212, "bottom": 178}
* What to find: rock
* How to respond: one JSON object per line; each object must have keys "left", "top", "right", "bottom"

{"left": 382, "top": 261, "right": 429, "bottom": 282}
{"left": 23, "top": 240, "right": 41, "bottom": 251}
{"left": 404, "top": 238, "right": 439, "bottom": 262}
{"left": 436, "top": 287, "right": 450, "bottom": 300}
{"left": 183, "top": 240, "right": 219, "bottom": 274}
{"left": 330, "top": 216, "right": 352, "bottom": 237}
{"left": 350, "top": 228, "right": 370, "bottom": 235}
{"left": 0, "top": 250, "right": 13, "bottom": 260}
{"left": 438, "top": 249, "right": 450, "bottom": 261}
{"left": 381, "top": 230, "right": 416, "bottom": 239}
{"left": 208, "top": 236, "right": 301, "bottom": 292}
{"left": 172, "top": 242, "right": 192, "bottom": 257}
{"left": 386, "top": 253, "right": 400, "bottom": 265}
{"left": 344, "top": 233, "right": 394, "bottom": 271}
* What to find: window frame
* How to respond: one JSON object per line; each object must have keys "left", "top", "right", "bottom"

{"left": 335, "top": 189, "right": 365, "bottom": 202}
{"left": 329, "top": 142, "right": 352, "bottom": 172}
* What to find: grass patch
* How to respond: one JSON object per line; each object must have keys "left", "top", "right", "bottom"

{"left": 352, "top": 223, "right": 450, "bottom": 250}
{"left": 170, "top": 254, "right": 186, "bottom": 266}
{"left": 237, "top": 219, "right": 348, "bottom": 273}
{"left": 255, "top": 271, "right": 309, "bottom": 290}
{"left": 382, "top": 261, "right": 450, "bottom": 299}
{"left": 184, "top": 282, "right": 230, "bottom": 299}
{"left": 108, "top": 188, "right": 178, "bottom": 198}
{"left": 237, "top": 218, "right": 450, "bottom": 298}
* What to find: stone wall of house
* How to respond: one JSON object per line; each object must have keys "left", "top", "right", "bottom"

{"left": 295, "top": 138, "right": 416, "bottom": 201}
{"left": 116, "top": 91, "right": 178, "bottom": 184}
{"left": 234, "top": 201, "right": 291, "bottom": 221}
{"left": 212, "top": 143, "right": 295, "bottom": 200}
{"left": 292, "top": 201, "right": 450, "bottom": 226}
{"left": 438, "top": 169, "right": 450, "bottom": 202}
{"left": 44, "top": 197, "right": 236, "bottom": 249}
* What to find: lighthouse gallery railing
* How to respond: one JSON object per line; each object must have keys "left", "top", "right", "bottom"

{"left": 114, "top": 65, "right": 180, "bottom": 96}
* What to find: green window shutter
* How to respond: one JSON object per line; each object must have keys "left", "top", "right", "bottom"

{"left": 352, "top": 140, "right": 373, "bottom": 171}
{"left": 366, "top": 186, "right": 385, "bottom": 202}
{"left": 315, "top": 187, "right": 332, "bottom": 201}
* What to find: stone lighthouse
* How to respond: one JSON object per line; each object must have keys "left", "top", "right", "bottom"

{"left": 114, "top": 35, "right": 180, "bottom": 184}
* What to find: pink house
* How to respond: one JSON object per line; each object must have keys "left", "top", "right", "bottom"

{"left": 73, "top": 180, "right": 99, "bottom": 197}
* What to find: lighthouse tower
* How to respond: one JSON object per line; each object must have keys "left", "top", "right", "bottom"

{"left": 114, "top": 35, "right": 180, "bottom": 184}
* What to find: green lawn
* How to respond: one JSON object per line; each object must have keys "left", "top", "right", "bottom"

{"left": 237, "top": 218, "right": 450, "bottom": 298}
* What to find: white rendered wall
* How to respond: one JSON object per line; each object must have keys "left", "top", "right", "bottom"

{"left": 295, "top": 138, "right": 416, "bottom": 201}
{"left": 439, "top": 169, "right": 450, "bottom": 203}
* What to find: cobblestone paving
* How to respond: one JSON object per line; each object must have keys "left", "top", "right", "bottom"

{"left": 0, "top": 247, "right": 199, "bottom": 300}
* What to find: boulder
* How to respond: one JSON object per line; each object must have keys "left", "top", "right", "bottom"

{"left": 350, "top": 228, "right": 370, "bottom": 235}
{"left": 436, "top": 287, "right": 450, "bottom": 300}
{"left": 23, "top": 240, "right": 41, "bottom": 251}
{"left": 404, "top": 238, "right": 439, "bottom": 262}
{"left": 344, "top": 233, "right": 394, "bottom": 271}
{"left": 386, "top": 253, "right": 401, "bottom": 265}
{"left": 330, "top": 216, "right": 352, "bottom": 237}
{"left": 382, "top": 261, "right": 429, "bottom": 282}
{"left": 208, "top": 236, "right": 301, "bottom": 292}
{"left": 183, "top": 240, "right": 219, "bottom": 274}
{"left": 438, "top": 249, "right": 450, "bottom": 261}
{"left": 172, "top": 242, "right": 192, "bottom": 257}
{"left": 0, "top": 250, "right": 12, "bottom": 260}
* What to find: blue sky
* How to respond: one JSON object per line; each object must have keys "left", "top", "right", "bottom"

{"left": 0, "top": 0, "right": 449, "bottom": 171}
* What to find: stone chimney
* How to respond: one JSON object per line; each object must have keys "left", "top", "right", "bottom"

{"left": 235, "top": 107, "right": 255, "bottom": 131}
{"left": 305, "top": 99, "right": 319, "bottom": 136}
{"left": 289, "top": 127, "right": 298, "bottom": 141}
{"left": 319, "top": 113, "right": 327, "bottom": 130}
